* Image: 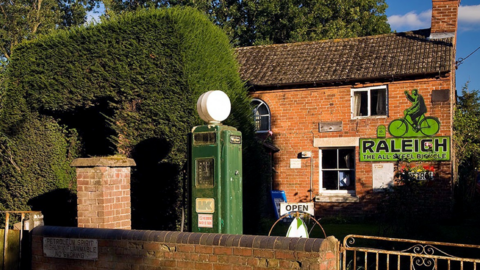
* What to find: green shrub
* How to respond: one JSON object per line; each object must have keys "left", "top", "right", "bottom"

{"left": 2, "top": 7, "right": 268, "bottom": 232}
{"left": 0, "top": 113, "right": 79, "bottom": 220}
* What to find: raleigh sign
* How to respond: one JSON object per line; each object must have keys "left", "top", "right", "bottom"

{"left": 360, "top": 137, "right": 450, "bottom": 162}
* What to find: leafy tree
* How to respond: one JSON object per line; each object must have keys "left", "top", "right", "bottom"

{"left": 0, "top": 0, "right": 96, "bottom": 63}
{"left": 454, "top": 84, "right": 480, "bottom": 211}
{"left": 102, "top": 0, "right": 391, "bottom": 46}
{"left": 57, "top": 0, "right": 98, "bottom": 27}
{"left": 0, "top": 0, "right": 59, "bottom": 61}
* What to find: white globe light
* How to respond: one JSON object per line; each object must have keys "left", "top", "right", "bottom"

{"left": 196, "top": 90, "right": 231, "bottom": 123}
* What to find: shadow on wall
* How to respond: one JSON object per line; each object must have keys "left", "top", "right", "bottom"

{"left": 131, "top": 137, "right": 183, "bottom": 231}
{"left": 28, "top": 189, "right": 77, "bottom": 227}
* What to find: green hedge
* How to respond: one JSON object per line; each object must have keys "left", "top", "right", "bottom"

{"left": 0, "top": 113, "right": 79, "bottom": 223}
{"left": 2, "top": 7, "right": 270, "bottom": 231}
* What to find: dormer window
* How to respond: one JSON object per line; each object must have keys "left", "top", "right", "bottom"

{"left": 251, "top": 99, "right": 271, "bottom": 132}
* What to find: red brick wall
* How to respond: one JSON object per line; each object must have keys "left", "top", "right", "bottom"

{"left": 76, "top": 166, "right": 132, "bottom": 229}
{"left": 251, "top": 77, "right": 454, "bottom": 217}
{"left": 72, "top": 157, "right": 135, "bottom": 229}
{"left": 31, "top": 226, "right": 339, "bottom": 270}
{"left": 431, "top": 0, "right": 460, "bottom": 34}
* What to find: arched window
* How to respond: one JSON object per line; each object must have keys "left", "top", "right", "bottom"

{"left": 251, "top": 99, "right": 271, "bottom": 132}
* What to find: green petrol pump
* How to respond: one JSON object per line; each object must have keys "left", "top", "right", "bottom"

{"left": 190, "top": 91, "right": 243, "bottom": 234}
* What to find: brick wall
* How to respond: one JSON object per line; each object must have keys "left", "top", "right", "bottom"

{"left": 431, "top": 0, "right": 460, "bottom": 34}
{"left": 31, "top": 226, "right": 339, "bottom": 270}
{"left": 251, "top": 77, "right": 454, "bottom": 218}
{"left": 71, "top": 157, "right": 136, "bottom": 229}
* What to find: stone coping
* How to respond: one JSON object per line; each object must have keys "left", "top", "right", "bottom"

{"left": 71, "top": 157, "right": 136, "bottom": 167}
{"left": 32, "top": 226, "right": 337, "bottom": 252}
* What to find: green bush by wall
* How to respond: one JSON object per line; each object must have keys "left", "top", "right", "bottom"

{"left": 0, "top": 113, "right": 79, "bottom": 226}
{"left": 1, "top": 7, "right": 270, "bottom": 232}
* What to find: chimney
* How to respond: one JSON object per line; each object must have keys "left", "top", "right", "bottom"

{"left": 430, "top": 0, "right": 460, "bottom": 39}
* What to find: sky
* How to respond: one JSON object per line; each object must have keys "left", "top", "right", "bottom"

{"left": 386, "top": 0, "right": 480, "bottom": 94}
{"left": 88, "top": 1, "right": 480, "bottom": 94}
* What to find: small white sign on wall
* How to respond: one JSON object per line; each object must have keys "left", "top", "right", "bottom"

{"left": 372, "top": 163, "right": 394, "bottom": 192}
{"left": 290, "top": 159, "right": 301, "bottom": 169}
{"left": 43, "top": 238, "right": 98, "bottom": 260}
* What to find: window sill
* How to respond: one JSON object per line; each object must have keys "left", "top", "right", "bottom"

{"left": 315, "top": 193, "right": 359, "bottom": 203}
{"left": 351, "top": 115, "right": 387, "bottom": 120}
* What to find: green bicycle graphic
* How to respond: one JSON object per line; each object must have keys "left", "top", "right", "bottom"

{"left": 388, "top": 114, "right": 440, "bottom": 137}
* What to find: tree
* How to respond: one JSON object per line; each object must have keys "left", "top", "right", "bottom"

{"left": 454, "top": 84, "right": 480, "bottom": 203}
{"left": 0, "top": 0, "right": 59, "bottom": 61}
{"left": 102, "top": 0, "right": 391, "bottom": 47}
{"left": 0, "top": 0, "right": 96, "bottom": 63}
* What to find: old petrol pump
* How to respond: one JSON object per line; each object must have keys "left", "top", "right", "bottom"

{"left": 190, "top": 91, "right": 243, "bottom": 234}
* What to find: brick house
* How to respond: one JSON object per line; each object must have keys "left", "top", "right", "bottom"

{"left": 236, "top": 0, "right": 458, "bottom": 218}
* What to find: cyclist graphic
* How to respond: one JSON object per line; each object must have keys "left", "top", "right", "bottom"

{"left": 388, "top": 89, "right": 440, "bottom": 137}
{"left": 404, "top": 89, "right": 427, "bottom": 131}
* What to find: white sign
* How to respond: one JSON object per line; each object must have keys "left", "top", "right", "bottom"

{"left": 290, "top": 159, "right": 301, "bottom": 168}
{"left": 198, "top": 214, "right": 213, "bottom": 228}
{"left": 372, "top": 163, "right": 394, "bottom": 192}
{"left": 43, "top": 238, "right": 98, "bottom": 260}
{"left": 280, "top": 202, "right": 314, "bottom": 216}
{"left": 196, "top": 198, "right": 215, "bottom": 213}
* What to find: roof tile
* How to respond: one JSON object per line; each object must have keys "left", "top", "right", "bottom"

{"left": 236, "top": 29, "right": 453, "bottom": 87}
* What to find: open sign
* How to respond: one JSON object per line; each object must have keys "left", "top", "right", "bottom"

{"left": 280, "top": 202, "right": 314, "bottom": 216}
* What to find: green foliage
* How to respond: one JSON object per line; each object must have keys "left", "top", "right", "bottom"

{"left": 453, "top": 83, "right": 480, "bottom": 219}
{"left": 454, "top": 84, "right": 480, "bottom": 176}
{"left": 0, "top": 113, "right": 79, "bottom": 213}
{"left": 3, "top": 7, "right": 266, "bottom": 231}
{"left": 102, "top": 0, "right": 391, "bottom": 47}
{"left": 0, "top": 0, "right": 95, "bottom": 62}
{"left": 378, "top": 159, "right": 445, "bottom": 238}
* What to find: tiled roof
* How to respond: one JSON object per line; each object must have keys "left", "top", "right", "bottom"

{"left": 235, "top": 29, "right": 454, "bottom": 87}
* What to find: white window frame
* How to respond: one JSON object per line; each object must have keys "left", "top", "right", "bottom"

{"left": 351, "top": 85, "right": 388, "bottom": 119}
{"left": 318, "top": 148, "right": 356, "bottom": 195}
{"left": 251, "top": 99, "right": 271, "bottom": 133}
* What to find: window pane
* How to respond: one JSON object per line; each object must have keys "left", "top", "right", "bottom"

{"left": 322, "top": 149, "right": 337, "bottom": 169}
{"left": 339, "top": 171, "right": 355, "bottom": 190}
{"left": 258, "top": 104, "right": 268, "bottom": 115}
{"left": 371, "top": 89, "right": 386, "bottom": 116}
{"left": 251, "top": 100, "right": 271, "bottom": 132}
{"left": 338, "top": 149, "right": 354, "bottom": 169}
{"left": 259, "top": 115, "right": 269, "bottom": 130}
{"left": 354, "top": 91, "right": 368, "bottom": 116}
{"left": 254, "top": 111, "right": 261, "bottom": 130}
{"left": 323, "top": 171, "right": 338, "bottom": 190}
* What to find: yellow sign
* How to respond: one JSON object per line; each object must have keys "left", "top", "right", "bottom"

{"left": 196, "top": 198, "right": 215, "bottom": 213}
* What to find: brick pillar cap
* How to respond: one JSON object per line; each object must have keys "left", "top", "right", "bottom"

{"left": 71, "top": 156, "right": 136, "bottom": 167}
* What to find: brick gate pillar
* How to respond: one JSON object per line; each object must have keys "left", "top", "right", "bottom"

{"left": 71, "top": 157, "right": 136, "bottom": 229}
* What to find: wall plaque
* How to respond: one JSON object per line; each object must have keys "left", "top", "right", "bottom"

{"left": 290, "top": 159, "right": 301, "bottom": 168}
{"left": 431, "top": 89, "right": 449, "bottom": 102}
{"left": 43, "top": 238, "right": 98, "bottom": 260}
{"left": 319, "top": 121, "right": 342, "bottom": 132}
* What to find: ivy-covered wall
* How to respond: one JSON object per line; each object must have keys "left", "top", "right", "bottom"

{"left": 1, "top": 7, "right": 271, "bottom": 232}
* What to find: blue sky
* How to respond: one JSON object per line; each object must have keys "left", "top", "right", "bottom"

{"left": 386, "top": 0, "right": 480, "bottom": 94}
{"left": 89, "top": 1, "right": 480, "bottom": 94}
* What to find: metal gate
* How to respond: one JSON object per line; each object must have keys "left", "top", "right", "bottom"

{"left": 341, "top": 235, "right": 480, "bottom": 270}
